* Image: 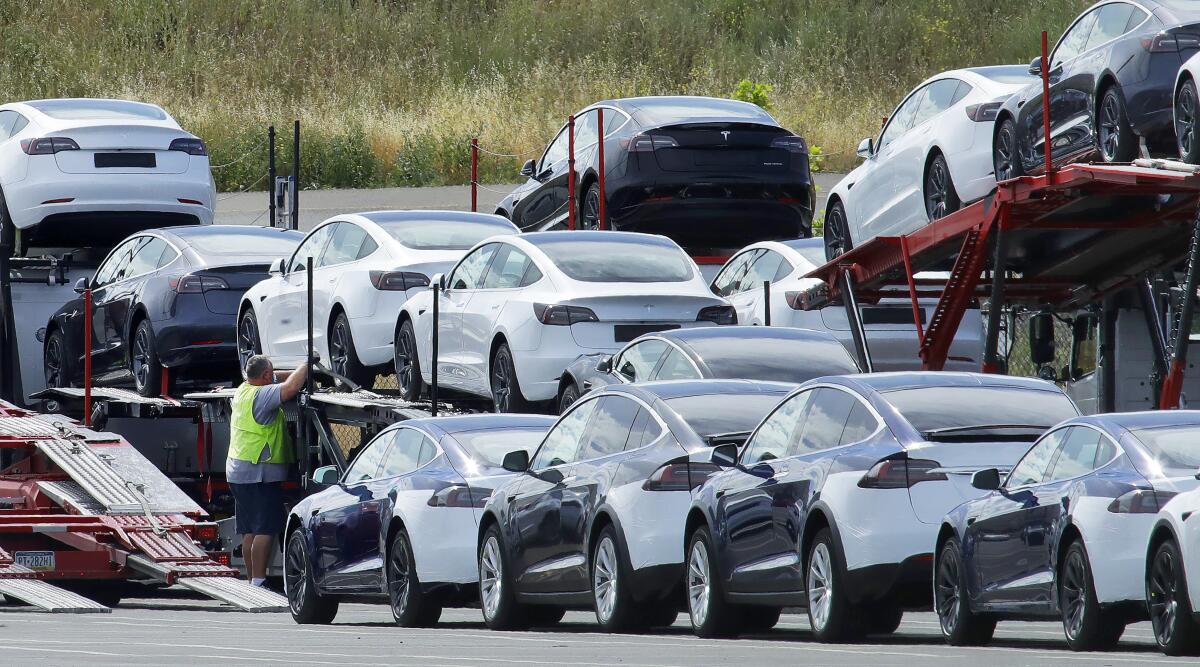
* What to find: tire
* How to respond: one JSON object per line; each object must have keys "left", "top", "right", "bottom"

{"left": 1097, "top": 87, "right": 1139, "bottom": 164}
{"left": 592, "top": 524, "right": 642, "bottom": 632}
{"left": 1148, "top": 538, "right": 1200, "bottom": 656}
{"left": 643, "top": 604, "right": 681, "bottom": 629}
{"left": 284, "top": 529, "right": 339, "bottom": 625}
{"left": 490, "top": 343, "right": 530, "bottom": 413}
{"left": 43, "top": 328, "right": 75, "bottom": 388}
{"left": 1177, "top": 79, "right": 1200, "bottom": 164}
{"left": 527, "top": 605, "right": 567, "bottom": 627}
{"left": 557, "top": 381, "right": 581, "bottom": 415}
{"left": 742, "top": 605, "right": 782, "bottom": 632}
{"left": 823, "top": 200, "right": 853, "bottom": 262}
{"left": 924, "top": 154, "right": 961, "bottom": 221}
{"left": 581, "top": 183, "right": 602, "bottom": 230}
{"left": 865, "top": 602, "right": 903, "bottom": 635}
{"left": 330, "top": 312, "right": 373, "bottom": 388}
{"left": 394, "top": 319, "right": 424, "bottom": 401}
{"left": 131, "top": 319, "right": 163, "bottom": 397}
{"left": 806, "top": 528, "right": 859, "bottom": 643}
{"left": 237, "top": 308, "right": 262, "bottom": 377}
{"left": 935, "top": 537, "right": 995, "bottom": 646}
{"left": 686, "top": 526, "right": 739, "bottom": 638}
{"left": 479, "top": 524, "right": 528, "bottom": 630}
{"left": 993, "top": 117, "right": 1025, "bottom": 182}
{"left": 1060, "top": 539, "right": 1124, "bottom": 651}
{"left": 387, "top": 528, "right": 441, "bottom": 627}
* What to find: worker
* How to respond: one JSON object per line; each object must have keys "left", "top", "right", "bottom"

{"left": 227, "top": 354, "right": 308, "bottom": 588}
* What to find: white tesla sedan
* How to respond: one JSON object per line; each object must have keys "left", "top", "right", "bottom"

{"left": 394, "top": 231, "right": 735, "bottom": 411}
{"left": 238, "top": 210, "right": 518, "bottom": 386}
{"left": 710, "top": 238, "right": 983, "bottom": 371}
{"left": 823, "top": 66, "right": 1034, "bottom": 261}
{"left": 0, "top": 98, "right": 215, "bottom": 250}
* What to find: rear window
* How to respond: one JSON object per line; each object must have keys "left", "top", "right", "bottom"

{"left": 664, "top": 393, "right": 786, "bottom": 437}
{"left": 184, "top": 231, "right": 301, "bottom": 256}
{"left": 452, "top": 428, "right": 548, "bottom": 468}
{"left": 1130, "top": 425, "right": 1200, "bottom": 471}
{"left": 27, "top": 99, "right": 168, "bottom": 121}
{"left": 780, "top": 241, "right": 828, "bottom": 269}
{"left": 884, "top": 386, "right": 1078, "bottom": 436}
{"left": 972, "top": 66, "right": 1037, "bottom": 85}
{"left": 695, "top": 339, "right": 858, "bottom": 383}
{"left": 631, "top": 98, "right": 777, "bottom": 126}
{"left": 377, "top": 219, "right": 515, "bottom": 250}
{"left": 536, "top": 238, "right": 694, "bottom": 283}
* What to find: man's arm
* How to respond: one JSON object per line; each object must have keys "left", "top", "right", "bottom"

{"left": 279, "top": 364, "right": 308, "bottom": 402}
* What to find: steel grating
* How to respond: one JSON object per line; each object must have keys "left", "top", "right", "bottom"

{"left": 33, "top": 439, "right": 144, "bottom": 513}
{"left": 126, "top": 530, "right": 207, "bottom": 561}
{"left": 0, "top": 416, "right": 76, "bottom": 439}
{"left": 0, "top": 575, "right": 111, "bottom": 613}
{"left": 0, "top": 563, "right": 35, "bottom": 579}
{"left": 37, "top": 480, "right": 105, "bottom": 515}
{"left": 126, "top": 554, "right": 230, "bottom": 579}
{"left": 177, "top": 576, "right": 289, "bottom": 612}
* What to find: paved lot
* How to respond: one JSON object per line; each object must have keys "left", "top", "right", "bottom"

{"left": 0, "top": 594, "right": 1181, "bottom": 667}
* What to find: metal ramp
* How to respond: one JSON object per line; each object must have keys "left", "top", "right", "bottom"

{"left": 127, "top": 555, "right": 288, "bottom": 612}
{"left": 0, "top": 549, "right": 110, "bottom": 613}
{"left": 34, "top": 438, "right": 146, "bottom": 513}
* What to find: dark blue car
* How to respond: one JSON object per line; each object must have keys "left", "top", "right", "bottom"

{"left": 935, "top": 411, "right": 1200, "bottom": 651}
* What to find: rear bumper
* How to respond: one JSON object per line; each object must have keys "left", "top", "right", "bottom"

{"left": 154, "top": 313, "right": 238, "bottom": 371}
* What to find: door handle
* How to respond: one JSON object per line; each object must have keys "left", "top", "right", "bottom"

{"left": 559, "top": 476, "right": 580, "bottom": 486}
{"left": 715, "top": 489, "right": 727, "bottom": 498}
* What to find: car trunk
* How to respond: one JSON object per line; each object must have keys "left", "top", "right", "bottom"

{"left": 649, "top": 122, "right": 794, "bottom": 174}
{"left": 50, "top": 124, "right": 193, "bottom": 175}
{"left": 197, "top": 263, "right": 272, "bottom": 315}
{"left": 904, "top": 438, "right": 1040, "bottom": 524}
{"left": 561, "top": 293, "right": 723, "bottom": 349}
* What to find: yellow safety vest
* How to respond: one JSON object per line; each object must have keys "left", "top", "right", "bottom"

{"left": 229, "top": 383, "right": 293, "bottom": 464}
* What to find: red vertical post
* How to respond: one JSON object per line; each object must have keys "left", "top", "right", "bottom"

{"left": 597, "top": 110, "right": 606, "bottom": 230}
{"left": 567, "top": 115, "right": 577, "bottom": 230}
{"left": 160, "top": 367, "right": 170, "bottom": 398}
{"left": 470, "top": 138, "right": 479, "bottom": 213}
{"left": 82, "top": 288, "right": 92, "bottom": 427}
{"left": 1041, "top": 31, "right": 1053, "bottom": 177}
{"left": 899, "top": 235, "right": 924, "bottom": 342}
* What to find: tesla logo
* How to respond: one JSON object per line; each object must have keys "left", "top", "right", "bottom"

{"left": 721, "top": 131, "right": 731, "bottom": 142}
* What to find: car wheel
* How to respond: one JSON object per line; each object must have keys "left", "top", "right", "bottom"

{"left": 490, "top": 343, "right": 530, "bottom": 413}
{"left": 993, "top": 117, "right": 1025, "bottom": 181}
{"left": 387, "top": 528, "right": 441, "bottom": 627}
{"left": 558, "top": 381, "right": 581, "bottom": 415}
{"left": 806, "top": 528, "right": 859, "bottom": 643}
{"left": 823, "top": 200, "right": 853, "bottom": 262}
{"left": 237, "top": 308, "right": 262, "bottom": 377}
{"left": 592, "top": 525, "right": 643, "bottom": 632}
{"left": 1148, "top": 538, "right": 1200, "bottom": 656}
{"left": 44, "top": 329, "right": 75, "bottom": 388}
{"left": 865, "top": 602, "right": 903, "bottom": 635}
{"left": 581, "top": 183, "right": 602, "bottom": 230}
{"left": 643, "top": 604, "right": 680, "bottom": 629}
{"left": 131, "top": 319, "right": 163, "bottom": 397}
{"left": 1060, "top": 539, "right": 1124, "bottom": 651}
{"left": 924, "top": 154, "right": 961, "bottom": 221}
{"left": 394, "top": 319, "right": 424, "bottom": 401}
{"left": 284, "top": 529, "right": 339, "bottom": 625}
{"left": 935, "top": 537, "right": 995, "bottom": 646}
{"left": 479, "top": 524, "right": 528, "bottom": 630}
{"left": 330, "top": 312, "right": 373, "bottom": 388}
{"left": 1177, "top": 79, "right": 1200, "bottom": 164}
{"left": 1097, "top": 87, "right": 1139, "bottom": 163}
{"left": 686, "top": 525, "right": 739, "bottom": 638}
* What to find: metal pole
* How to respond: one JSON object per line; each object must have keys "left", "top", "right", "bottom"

{"left": 470, "top": 138, "right": 478, "bottom": 213}
{"left": 1138, "top": 276, "right": 1169, "bottom": 379}
{"left": 1040, "top": 31, "right": 1053, "bottom": 176}
{"left": 763, "top": 280, "right": 771, "bottom": 326}
{"left": 899, "top": 235, "right": 925, "bottom": 342}
{"left": 1161, "top": 207, "right": 1200, "bottom": 408}
{"left": 291, "top": 120, "right": 300, "bottom": 231}
{"left": 567, "top": 115, "right": 576, "bottom": 230}
{"left": 430, "top": 284, "right": 440, "bottom": 416}
{"left": 597, "top": 110, "right": 606, "bottom": 230}
{"left": 0, "top": 219, "right": 15, "bottom": 403}
{"left": 83, "top": 288, "right": 92, "bottom": 426}
{"left": 306, "top": 257, "right": 314, "bottom": 396}
{"left": 1100, "top": 296, "right": 1117, "bottom": 413}
{"left": 982, "top": 207, "right": 1010, "bottom": 374}
{"left": 268, "top": 125, "right": 276, "bottom": 228}
{"left": 841, "top": 268, "right": 874, "bottom": 373}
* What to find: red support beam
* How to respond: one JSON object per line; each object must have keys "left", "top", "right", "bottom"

{"left": 899, "top": 235, "right": 924, "bottom": 342}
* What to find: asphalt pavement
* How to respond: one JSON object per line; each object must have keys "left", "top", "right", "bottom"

{"left": 0, "top": 594, "right": 1181, "bottom": 667}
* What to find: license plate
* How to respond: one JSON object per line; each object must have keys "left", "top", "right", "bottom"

{"left": 14, "top": 551, "right": 55, "bottom": 572}
{"left": 95, "top": 152, "right": 156, "bottom": 168}
{"left": 614, "top": 324, "right": 679, "bottom": 343}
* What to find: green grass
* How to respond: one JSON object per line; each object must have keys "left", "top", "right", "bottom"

{"left": 0, "top": 0, "right": 1089, "bottom": 194}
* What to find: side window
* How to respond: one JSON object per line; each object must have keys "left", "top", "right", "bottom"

{"left": 912, "top": 79, "right": 963, "bottom": 127}
{"left": 0, "top": 111, "right": 17, "bottom": 141}
{"left": 539, "top": 127, "right": 569, "bottom": 174}
{"left": 1045, "top": 427, "right": 1110, "bottom": 482}
{"left": 417, "top": 438, "right": 437, "bottom": 467}
{"left": 711, "top": 251, "right": 756, "bottom": 297}
{"left": 93, "top": 238, "right": 140, "bottom": 287}
{"left": 949, "top": 81, "right": 973, "bottom": 107}
{"left": 125, "top": 237, "right": 171, "bottom": 278}
{"left": 289, "top": 224, "right": 336, "bottom": 273}
{"left": 578, "top": 396, "right": 641, "bottom": 460}
{"left": 531, "top": 398, "right": 597, "bottom": 469}
{"left": 773, "top": 257, "right": 795, "bottom": 282}
{"left": 839, "top": 401, "right": 880, "bottom": 446}
{"left": 519, "top": 261, "right": 543, "bottom": 287}
{"left": 652, "top": 348, "right": 701, "bottom": 381}
{"left": 1053, "top": 9, "right": 1099, "bottom": 67}
{"left": 481, "top": 245, "right": 533, "bottom": 289}
{"left": 1007, "top": 429, "right": 1067, "bottom": 487}
{"left": 574, "top": 109, "right": 598, "bottom": 149}
{"left": 879, "top": 87, "right": 926, "bottom": 150}
{"left": 738, "top": 249, "right": 786, "bottom": 292}
{"left": 155, "top": 242, "right": 180, "bottom": 269}
{"left": 614, "top": 339, "right": 668, "bottom": 382}
{"left": 794, "top": 388, "right": 856, "bottom": 454}
{"left": 378, "top": 428, "right": 426, "bottom": 478}
{"left": 321, "top": 223, "right": 368, "bottom": 267}
{"left": 625, "top": 408, "right": 664, "bottom": 450}
{"left": 743, "top": 390, "right": 813, "bottom": 464}
{"left": 345, "top": 431, "right": 391, "bottom": 482}
{"left": 602, "top": 108, "right": 629, "bottom": 137}
{"left": 449, "top": 243, "right": 499, "bottom": 290}
{"left": 1087, "top": 3, "right": 1137, "bottom": 50}
{"left": 357, "top": 234, "right": 379, "bottom": 260}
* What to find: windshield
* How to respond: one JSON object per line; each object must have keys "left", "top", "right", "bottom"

{"left": 1130, "top": 425, "right": 1200, "bottom": 473}
{"left": 453, "top": 428, "right": 548, "bottom": 468}
{"left": 184, "top": 231, "right": 300, "bottom": 256}
{"left": 537, "top": 238, "right": 694, "bottom": 283}
{"left": 884, "top": 386, "right": 1079, "bottom": 437}
{"left": 377, "top": 218, "right": 515, "bottom": 250}
{"left": 665, "top": 393, "right": 786, "bottom": 438}
{"left": 28, "top": 99, "right": 168, "bottom": 121}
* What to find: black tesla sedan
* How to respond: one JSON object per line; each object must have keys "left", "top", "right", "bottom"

{"left": 43, "top": 225, "right": 302, "bottom": 395}
{"left": 496, "top": 96, "right": 816, "bottom": 259}
{"left": 993, "top": 0, "right": 1200, "bottom": 179}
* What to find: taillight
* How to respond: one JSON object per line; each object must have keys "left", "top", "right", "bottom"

{"left": 858, "top": 458, "right": 946, "bottom": 489}
{"left": 1108, "top": 489, "right": 1178, "bottom": 514}
{"left": 169, "top": 274, "right": 229, "bottom": 293}
{"left": 532, "top": 303, "right": 599, "bottom": 326}
{"left": 1143, "top": 32, "right": 1200, "bottom": 52}
{"left": 623, "top": 133, "right": 679, "bottom": 152}
{"left": 169, "top": 137, "right": 208, "bottom": 156}
{"left": 770, "top": 135, "right": 809, "bottom": 153}
{"left": 369, "top": 270, "right": 429, "bottom": 291}
{"left": 697, "top": 305, "right": 737, "bottom": 325}
{"left": 785, "top": 291, "right": 805, "bottom": 310}
{"left": 208, "top": 550, "right": 232, "bottom": 567}
{"left": 193, "top": 522, "right": 219, "bottom": 541}
{"left": 965, "top": 102, "right": 1004, "bottom": 122}
{"left": 21, "top": 137, "right": 80, "bottom": 155}
{"left": 643, "top": 463, "right": 720, "bottom": 491}
{"left": 427, "top": 485, "right": 491, "bottom": 508}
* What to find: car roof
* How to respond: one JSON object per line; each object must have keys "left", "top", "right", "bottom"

{"left": 590, "top": 96, "right": 780, "bottom": 129}
{"left": 161, "top": 225, "right": 303, "bottom": 240}
{"left": 518, "top": 230, "right": 681, "bottom": 249}
{"left": 657, "top": 326, "right": 841, "bottom": 346}
{"left": 399, "top": 414, "right": 556, "bottom": 435}
{"left": 834, "top": 371, "right": 1061, "bottom": 394}
{"left": 609, "top": 379, "right": 795, "bottom": 402}
{"left": 7, "top": 98, "right": 178, "bottom": 126}
{"left": 1071, "top": 410, "right": 1200, "bottom": 432}
{"left": 354, "top": 210, "right": 516, "bottom": 228}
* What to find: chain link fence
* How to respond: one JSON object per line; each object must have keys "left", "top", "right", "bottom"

{"left": 328, "top": 373, "right": 402, "bottom": 457}
{"left": 990, "top": 306, "right": 1076, "bottom": 379}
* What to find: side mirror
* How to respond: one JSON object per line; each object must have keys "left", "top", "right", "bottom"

{"left": 269, "top": 258, "right": 285, "bottom": 276}
{"left": 520, "top": 159, "right": 536, "bottom": 178}
{"left": 595, "top": 355, "right": 613, "bottom": 373}
{"left": 502, "top": 449, "right": 530, "bottom": 473}
{"left": 430, "top": 273, "right": 446, "bottom": 290}
{"left": 312, "top": 465, "right": 340, "bottom": 486}
{"left": 1028, "top": 311, "right": 1056, "bottom": 366}
{"left": 711, "top": 443, "right": 739, "bottom": 467}
{"left": 73, "top": 277, "right": 89, "bottom": 294}
{"left": 971, "top": 468, "right": 1002, "bottom": 491}
{"left": 1028, "top": 56, "right": 1042, "bottom": 76}
{"left": 856, "top": 137, "right": 874, "bottom": 159}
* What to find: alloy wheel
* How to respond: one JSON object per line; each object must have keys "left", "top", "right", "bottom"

{"left": 935, "top": 548, "right": 961, "bottom": 636}
{"left": 582, "top": 188, "right": 600, "bottom": 230}
{"left": 1062, "top": 549, "right": 1088, "bottom": 639}
{"left": 807, "top": 542, "right": 833, "bottom": 632}
{"left": 132, "top": 326, "right": 152, "bottom": 391}
{"left": 687, "top": 539, "right": 712, "bottom": 628}
{"left": 1099, "top": 95, "right": 1122, "bottom": 161}
{"left": 995, "top": 124, "right": 1016, "bottom": 181}
{"left": 926, "top": 160, "right": 950, "bottom": 219}
{"left": 330, "top": 321, "right": 350, "bottom": 377}
{"left": 395, "top": 328, "right": 416, "bottom": 392}
{"left": 238, "top": 313, "right": 260, "bottom": 370}
{"left": 1149, "top": 547, "right": 1180, "bottom": 646}
{"left": 594, "top": 537, "right": 619, "bottom": 623}
{"left": 44, "top": 337, "right": 62, "bottom": 386}
{"left": 285, "top": 534, "right": 307, "bottom": 615}
{"left": 824, "top": 205, "right": 849, "bottom": 261}
{"left": 480, "top": 536, "right": 503, "bottom": 621}
{"left": 1178, "top": 84, "right": 1197, "bottom": 159}
{"left": 491, "top": 354, "right": 511, "bottom": 413}
{"left": 388, "top": 536, "right": 412, "bottom": 618}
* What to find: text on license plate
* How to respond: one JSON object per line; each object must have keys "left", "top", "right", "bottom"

{"left": 14, "top": 551, "right": 55, "bottom": 571}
